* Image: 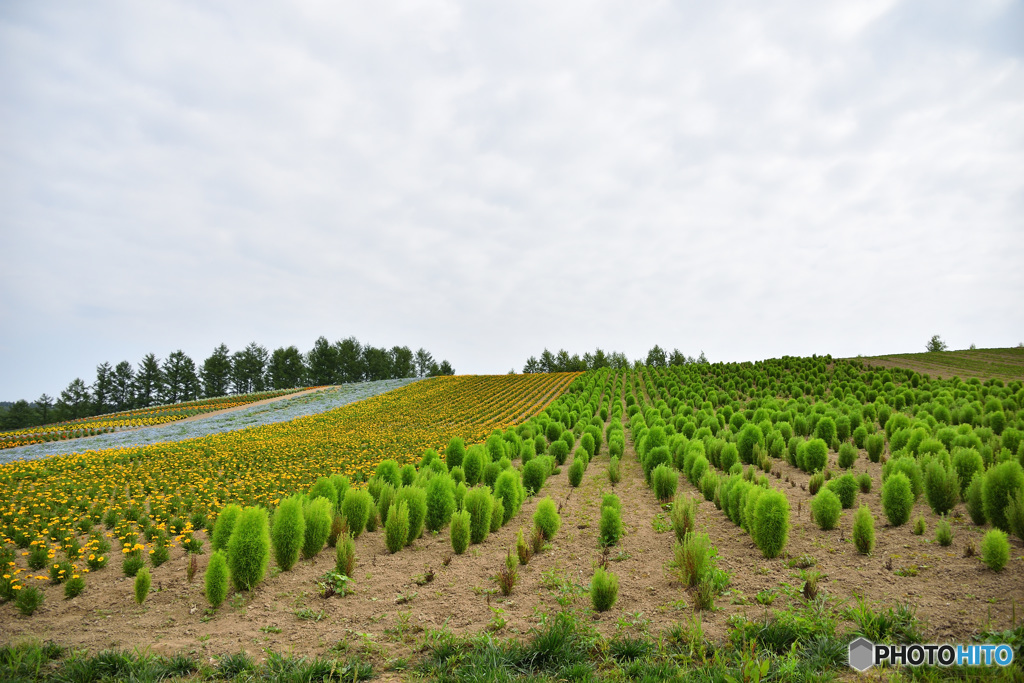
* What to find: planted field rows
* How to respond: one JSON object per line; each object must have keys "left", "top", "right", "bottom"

{"left": 0, "top": 373, "right": 577, "bottom": 597}
{"left": 0, "top": 388, "right": 313, "bottom": 451}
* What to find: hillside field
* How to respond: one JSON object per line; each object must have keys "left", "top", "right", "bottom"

{"left": 1, "top": 359, "right": 1023, "bottom": 682}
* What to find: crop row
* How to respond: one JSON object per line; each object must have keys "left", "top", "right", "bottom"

{"left": 0, "top": 388, "right": 312, "bottom": 449}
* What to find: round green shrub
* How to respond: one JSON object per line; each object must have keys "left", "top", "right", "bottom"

{"left": 376, "top": 482, "right": 397, "bottom": 526}
{"left": 385, "top": 501, "right": 409, "bottom": 554}
{"left": 644, "top": 446, "right": 671, "bottom": 484}
{"left": 227, "top": 506, "right": 270, "bottom": 591}
{"left": 424, "top": 475, "right": 456, "bottom": 533}
{"left": 853, "top": 426, "right": 869, "bottom": 449}
{"left": 335, "top": 533, "right": 356, "bottom": 577}
{"left": 545, "top": 421, "right": 563, "bottom": 443}
{"left": 489, "top": 495, "right": 504, "bottom": 533}
{"left": 341, "top": 489, "right": 372, "bottom": 538}
{"left": 483, "top": 461, "right": 502, "bottom": 489}
{"left": 400, "top": 464, "right": 417, "bottom": 487}
{"left": 522, "top": 459, "right": 547, "bottom": 495}
{"left": 450, "top": 510, "right": 470, "bottom": 555}
{"left": 445, "top": 438, "right": 465, "bottom": 468}
{"left": 857, "top": 472, "right": 872, "bottom": 494}
{"left": 211, "top": 504, "right": 242, "bottom": 552}
{"left": 965, "top": 472, "right": 987, "bottom": 525}
{"left": 802, "top": 439, "right": 828, "bottom": 473}
{"left": 837, "top": 442, "right": 857, "bottom": 469}
{"left": 599, "top": 505, "right": 623, "bottom": 548}
{"left": 533, "top": 497, "right": 560, "bottom": 540}
{"left": 935, "top": 517, "right": 953, "bottom": 547}
{"left": 815, "top": 416, "right": 836, "bottom": 446}
{"left": 720, "top": 443, "right": 739, "bottom": 472}
{"left": 608, "top": 456, "right": 622, "bottom": 484}
{"left": 375, "top": 460, "right": 401, "bottom": 488}
{"left": 301, "top": 497, "right": 333, "bottom": 560}
{"left": 134, "top": 567, "right": 151, "bottom": 605}
{"left": 454, "top": 482, "right": 468, "bottom": 511}
{"left": 464, "top": 487, "right": 493, "bottom": 544}
{"left": 270, "top": 495, "right": 304, "bottom": 571}
{"left": 395, "top": 486, "right": 427, "bottom": 545}
{"left": 308, "top": 477, "right": 337, "bottom": 508}
{"left": 590, "top": 567, "right": 618, "bottom": 612}
{"left": 852, "top": 506, "right": 875, "bottom": 554}
{"left": 490, "top": 472, "right": 521, "bottom": 528}
{"left": 580, "top": 433, "right": 596, "bottom": 457}
{"left": 568, "top": 458, "right": 584, "bottom": 487}
{"left": 953, "top": 448, "right": 984, "bottom": 495}
{"left": 865, "top": 434, "right": 885, "bottom": 463}
{"left": 737, "top": 424, "right": 765, "bottom": 465}
{"left": 652, "top": 464, "right": 678, "bottom": 503}
{"left": 981, "top": 529, "right": 1010, "bottom": 571}
{"left": 884, "top": 456, "right": 924, "bottom": 500}
{"left": 560, "top": 430, "right": 575, "bottom": 453}
{"left": 549, "top": 440, "right": 570, "bottom": 466}
{"left": 751, "top": 489, "right": 789, "bottom": 559}
{"left": 982, "top": 460, "right": 1024, "bottom": 532}
{"left": 449, "top": 466, "right": 466, "bottom": 485}
{"left": 924, "top": 461, "right": 960, "bottom": 516}
{"left": 462, "top": 446, "right": 485, "bottom": 486}
{"left": 534, "top": 434, "right": 547, "bottom": 456}
{"left": 881, "top": 473, "right": 914, "bottom": 527}
{"left": 330, "top": 474, "right": 350, "bottom": 510}
{"left": 826, "top": 473, "right": 858, "bottom": 509}
{"left": 204, "top": 550, "right": 229, "bottom": 608}
{"left": 811, "top": 489, "right": 842, "bottom": 530}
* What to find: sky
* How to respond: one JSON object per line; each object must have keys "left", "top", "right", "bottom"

{"left": 1, "top": 1, "right": 1023, "bottom": 400}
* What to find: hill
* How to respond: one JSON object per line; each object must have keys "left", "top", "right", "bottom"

{"left": 855, "top": 346, "right": 1024, "bottom": 382}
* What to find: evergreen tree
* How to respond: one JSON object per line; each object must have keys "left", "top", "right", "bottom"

{"left": 335, "top": 337, "right": 364, "bottom": 383}
{"left": 363, "top": 345, "right": 392, "bottom": 381}
{"left": 92, "top": 362, "right": 115, "bottom": 414}
{"left": 306, "top": 336, "right": 339, "bottom": 386}
{"left": 111, "top": 361, "right": 136, "bottom": 410}
{"left": 414, "top": 348, "right": 434, "bottom": 377}
{"left": 268, "top": 346, "right": 306, "bottom": 389}
{"left": 57, "top": 378, "right": 92, "bottom": 419}
{"left": 200, "top": 344, "right": 232, "bottom": 398}
{"left": 390, "top": 346, "right": 415, "bottom": 378}
{"left": 162, "top": 350, "right": 199, "bottom": 403}
{"left": 35, "top": 394, "right": 53, "bottom": 424}
{"left": 134, "top": 354, "right": 163, "bottom": 407}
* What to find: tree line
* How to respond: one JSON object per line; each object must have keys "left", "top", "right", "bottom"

{"left": 522, "top": 345, "right": 708, "bottom": 373}
{"left": 0, "top": 337, "right": 453, "bottom": 430}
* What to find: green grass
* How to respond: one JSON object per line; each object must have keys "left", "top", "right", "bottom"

{"left": 855, "top": 346, "right": 1024, "bottom": 382}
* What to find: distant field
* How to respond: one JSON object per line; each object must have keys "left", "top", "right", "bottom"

{"left": 855, "top": 346, "right": 1024, "bottom": 382}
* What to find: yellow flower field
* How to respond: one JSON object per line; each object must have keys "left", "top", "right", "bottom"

{"left": 0, "top": 374, "right": 578, "bottom": 552}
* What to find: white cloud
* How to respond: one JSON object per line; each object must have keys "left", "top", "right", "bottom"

{"left": 0, "top": 0, "right": 1022, "bottom": 398}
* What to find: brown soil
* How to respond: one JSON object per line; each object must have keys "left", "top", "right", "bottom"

{"left": 3, "top": 406, "right": 1022, "bottom": 677}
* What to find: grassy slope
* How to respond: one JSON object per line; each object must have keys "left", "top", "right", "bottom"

{"left": 854, "top": 346, "right": 1024, "bottom": 382}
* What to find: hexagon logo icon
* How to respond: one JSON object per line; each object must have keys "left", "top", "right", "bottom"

{"left": 849, "top": 637, "right": 875, "bottom": 672}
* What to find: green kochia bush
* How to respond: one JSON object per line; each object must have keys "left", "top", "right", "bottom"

{"left": 227, "top": 506, "right": 270, "bottom": 591}
{"left": 882, "top": 473, "right": 914, "bottom": 527}
{"left": 737, "top": 424, "right": 765, "bottom": 465}
{"left": 568, "top": 458, "right": 584, "bottom": 487}
{"left": 598, "top": 505, "right": 623, "bottom": 548}
{"left": 450, "top": 510, "right": 470, "bottom": 555}
{"left": 522, "top": 459, "right": 548, "bottom": 495}
{"left": 651, "top": 464, "right": 677, "bottom": 503}
{"left": 815, "top": 416, "right": 836, "bottom": 446}
{"left": 811, "top": 489, "right": 842, "bottom": 530}
{"left": 464, "top": 487, "right": 493, "bottom": 544}
{"left": 308, "top": 477, "right": 337, "bottom": 508}
{"left": 424, "top": 475, "right": 456, "bottom": 533}
{"left": 301, "top": 498, "right": 333, "bottom": 560}
{"left": 375, "top": 460, "right": 401, "bottom": 488}
{"left": 385, "top": 501, "right": 409, "bottom": 554}
{"left": 720, "top": 443, "right": 739, "bottom": 472}
{"left": 493, "top": 469, "right": 525, "bottom": 524}
{"left": 982, "top": 461, "right": 1024, "bottom": 532}
{"left": 981, "top": 529, "right": 1010, "bottom": 571}
{"left": 644, "top": 446, "right": 671, "bottom": 484}
{"left": 395, "top": 486, "right": 427, "bottom": 545}
{"left": 204, "top": 550, "right": 229, "bottom": 608}
{"left": 445, "top": 438, "right": 466, "bottom": 469}
{"left": 489, "top": 495, "right": 504, "bottom": 533}
{"left": 865, "top": 434, "right": 885, "bottom": 463}
{"left": 549, "top": 440, "right": 570, "bottom": 466}
{"left": 341, "top": 489, "right": 373, "bottom": 538}
{"left": 751, "top": 489, "right": 789, "bottom": 559}
{"left": 924, "top": 461, "right": 960, "bottom": 515}
{"left": 826, "top": 473, "right": 858, "bottom": 509}
{"left": 270, "top": 495, "right": 305, "bottom": 571}
{"left": 952, "top": 448, "right": 984, "bottom": 495}
{"left": 852, "top": 506, "right": 875, "bottom": 554}
{"left": 462, "top": 446, "right": 485, "bottom": 486}
{"left": 801, "top": 439, "right": 828, "bottom": 473}
{"left": 533, "top": 497, "right": 560, "bottom": 540}
{"left": 965, "top": 473, "right": 987, "bottom": 525}
{"left": 590, "top": 567, "right": 618, "bottom": 612}
{"left": 211, "top": 504, "right": 242, "bottom": 552}
{"left": 837, "top": 442, "right": 857, "bottom": 469}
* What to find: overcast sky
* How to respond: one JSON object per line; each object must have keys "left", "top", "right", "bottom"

{"left": 2, "top": 1, "right": 1023, "bottom": 400}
